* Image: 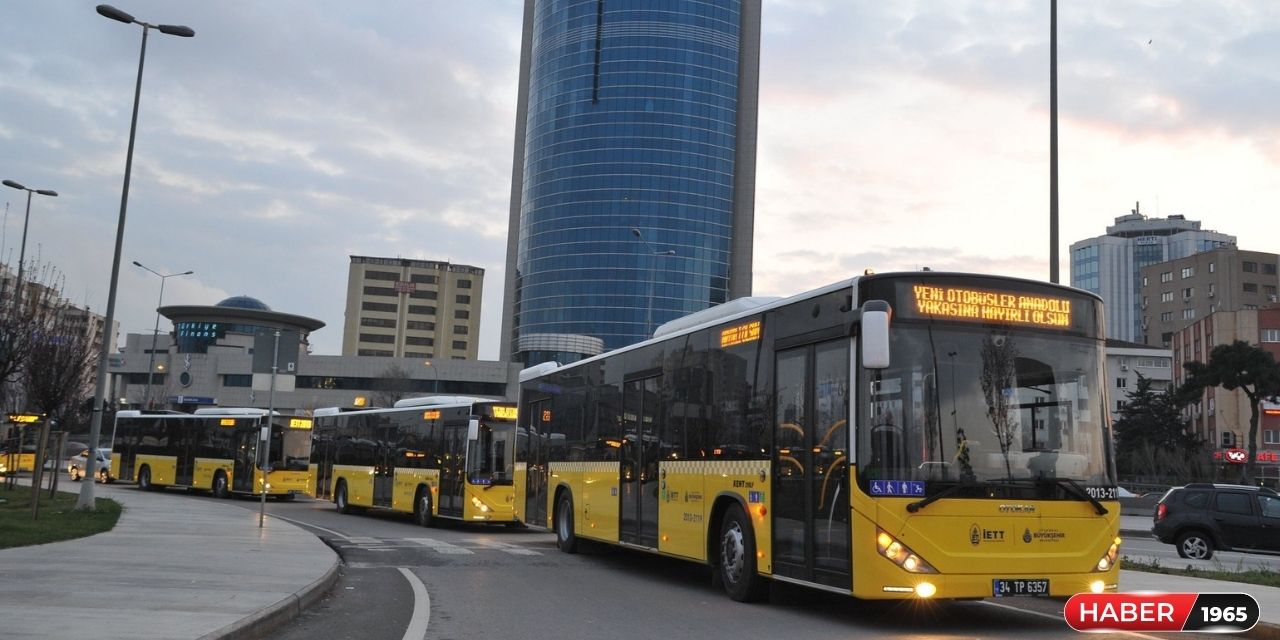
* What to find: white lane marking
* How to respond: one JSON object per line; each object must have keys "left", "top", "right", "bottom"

{"left": 268, "top": 514, "right": 352, "bottom": 542}
{"left": 405, "top": 537, "right": 475, "bottom": 554}
{"left": 398, "top": 567, "right": 431, "bottom": 640}
{"left": 474, "top": 539, "right": 541, "bottom": 556}
{"left": 978, "top": 600, "right": 1167, "bottom": 640}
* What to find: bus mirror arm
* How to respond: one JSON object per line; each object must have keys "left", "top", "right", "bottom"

{"left": 857, "top": 300, "right": 892, "bottom": 369}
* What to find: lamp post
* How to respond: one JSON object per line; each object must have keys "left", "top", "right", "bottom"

{"left": 1, "top": 180, "right": 58, "bottom": 319}
{"left": 133, "top": 261, "right": 192, "bottom": 409}
{"left": 78, "top": 4, "right": 194, "bottom": 512}
{"left": 424, "top": 360, "right": 438, "bottom": 394}
{"left": 630, "top": 227, "right": 676, "bottom": 339}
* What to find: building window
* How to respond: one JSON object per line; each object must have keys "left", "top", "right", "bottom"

{"left": 365, "top": 270, "right": 399, "bottom": 281}
{"left": 1116, "top": 378, "right": 1127, "bottom": 388}
{"left": 1181, "top": 267, "right": 1195, "bottom": 278}
{"left": 1161, "top": 331, "right": 1173, "bottom": 347}
{"left": 409, "top": 290, "right": 438, "bottom": 300}
{"left": 1243, "top": 261, "right": 1258, "bottom": 273}
{"left": 407, "top": 305, "right": 436, "bottom": 315}
{"left": 405, "top": 336, "right": 434, "bottom": 346}
{"left": 1182, "top": 308, "right": 1196, "bottom": 320}
{"left": 222, "top": 374, "right": 252, "bottom": 388}
{"left": 1182, "top": 287, "right": 1194, "bottom": 299}
{"left": 1208, "top": 262, "right": 1215, "bottom": 273}
{"left": 410, "top": 274, "right": 438, "bottom": 284}
{"left": 1116, "top": 400, "right": 1125, "bottom": 411}
{"left": 358, "top": 349, "right": 393, "bottom": 357}
{"left": 457, "top": 280, "right": 472, "bottom": 289}
{"left": 452, "top": 340, "right": 468, "bottom": 350}
{"left": 456, "top": 295, "right": 471, "bottom": 304}
{"left": 361, "top": 301, "right": 397, "bottom": 313}
{"left": 453, "top": 325, "right": 469, "bottom": 335}
{"left": 1264, "top": 263, "right": 1277, "bottom": 275}
{"left": 1160, "top": 311, "right": 1172, "bottom": 322}
{"left": 1264, "top": 285, "right": 1277, "bottom": 297}
{"left": 1262, "top": 329, "right": 1280, "bottom": 343}
{"left": 1160, "top": 272, "right": 1173, "bottom": 283}
{"left": 454, "top": 310, "right": 470, "bottom": 319}
{"left": 1160, "top": 291, "right": 1173, "bottom": 303}
{"left": 359, "top": 333, "right": 395, "bottom": 344}
{"left": 406, "top": 321, "right": 435, "bottom": 331}
{"left": 405, "top": 352, "right": 431, "bottom": 359}
{"left": 360, "top": 317, "right": 396, "bottom": 328}
{"left": 363, "top": 286, "right": 397, "bottom": 297}
{"left": 1244, "top": 282, "right": 1258, "bottom": 293}
{"left": 1266, "top": 430, "right": 1280, "bottom": 445}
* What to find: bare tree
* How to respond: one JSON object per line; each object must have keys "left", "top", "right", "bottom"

{"left": 980, "top": 332, "right": 1018, "bottom": 480}
{"left": 371, "top": 363, "right": 414, "bottom": 408}
{"left": 0, "top": 262, "right": 66, "bottom": 412}
{"left": 23, "top": 303, "right": 95, "bottom": 433}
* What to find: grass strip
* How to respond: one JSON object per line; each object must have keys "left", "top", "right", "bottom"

{"left": 1123, "top": 555, "right": 1280, "bottom": 589}
{"left": 0, "top": 486, "right": 122, "bottom": 549}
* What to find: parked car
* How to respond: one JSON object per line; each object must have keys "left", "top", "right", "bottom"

{"left": 1151, "top": 483, "right": 1280, "bottom": 559}
{"left": 67, "top": 448, "right": 113, "bottom": 483}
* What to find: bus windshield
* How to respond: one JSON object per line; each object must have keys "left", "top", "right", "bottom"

{"left": 468, "top": 420, "right": 516, "bottom": 485}
{"left": 857, "top": 324, "right": 1114, "bottom": 492}
{"left": 267, "top": 424, "right": 311, "bottom": 471}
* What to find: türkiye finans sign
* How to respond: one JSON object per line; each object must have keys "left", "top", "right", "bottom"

{"left": 911, "top": 285, "right": 1072, "bottom": 328}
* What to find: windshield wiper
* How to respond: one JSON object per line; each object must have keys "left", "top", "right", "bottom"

{"left": 906, "top": 482, "right": 984, "bottom": 513}
{"left": 1039, "top": 477, "right": 1108, "bottom": 515}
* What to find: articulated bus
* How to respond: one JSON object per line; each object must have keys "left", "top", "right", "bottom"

{"left": 518, "top": 271, "right": 1120, "bottom": 602}
{"left": 111, "top": 409, "right": 313, "bottom": 498}
{"left": 309, "top": 396, "right": 520, "bottom": 526}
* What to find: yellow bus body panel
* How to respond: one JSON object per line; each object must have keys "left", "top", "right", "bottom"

{"left": 306, "top": 464, "right": 319, "bottom": 498}
{"left": 391, "top": 468, "right": 440, "bottom": 514}
{"left": 697, "top": 460, "right": 772, "bottom": 574}
{"left": 2, "top": 452, "right": 37, "bottom": 473}
{"left": 109, "top": 453, "right": 122, "bottom": 481}
{"left": 332, "top": 464, "right": 374, "bottom": 507}
{"left": 135, "top": 455, "right": 178, "bottom": 486}
{"left": 656, "top": 461, "right": 706, "bottom": 561}
{"left": 462, "top": 480, "right": 517, "bottom": 522}
{"left": 548, "top": 464, "right": 583, "bottom": 531}
{"left": 192, "top": 458, "right": 233, "bottom": 490}
{"left": 264, "top": 468, "right": 310, "bottom": 495}
{"left": 580, "top": 462, "right": 619, "bottom": 541}
{"left": 849, "top": 472, "right": 1120, "bottom": 599}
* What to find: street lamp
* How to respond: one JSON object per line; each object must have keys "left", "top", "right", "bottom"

{"left": 79, "top": 4, "right": 194, "bottom": 511}
{"left": 2, "top": 180, "right": 58, "bottom": 319}
{"left": 133, "top": 261, "right": 193, "bottom": 409}
{"left": 424, "top": 360, "right": 439, "bottom": 394}
{"left": 630, "top": 227, "right": 676, "bottom": 339}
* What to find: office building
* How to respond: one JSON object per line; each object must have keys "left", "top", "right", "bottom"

{"left": 1069, "top": 205, "right": 1234, "bottom": 342}
{"left": 501, "top": 0, "right": 762, "bottom": 364}
{"left": 341, "top": 256, "right": 483, "bottom": 360}
{"left": 1105, "top": 339, "right": 1173, "bottom": 425}
{"left": 1140, "top": 248, "right": 1279, "bottom": 347}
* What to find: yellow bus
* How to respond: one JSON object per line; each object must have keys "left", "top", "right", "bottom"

{"left": 111, "top": 409, "right": 312, "bottom": 498}
{"left": 310, "top": 396, "right": 520, "bottom": 526}
{"left": 518, "top": 271, "right": 1121, "bottom": 602}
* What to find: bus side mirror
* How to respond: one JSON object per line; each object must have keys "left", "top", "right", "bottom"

{"left": 467, "top": 418, "right": 480, "bottom": 441}
{"left": 861, "top": 300, "right": 892, "bottom": 369}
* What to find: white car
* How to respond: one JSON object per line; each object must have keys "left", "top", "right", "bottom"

{"left": 67, "top": 448, "right": 113, "bottom": 483}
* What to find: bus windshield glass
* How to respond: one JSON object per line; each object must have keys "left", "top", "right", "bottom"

{"left": 267, "top": 424, "right": 311, "bottom": 471}
{"left": 468, "top": 418, "right": 516, "bottom": 485}
{"left": 857, "top": 324, "right": 1114, "bottom": 493}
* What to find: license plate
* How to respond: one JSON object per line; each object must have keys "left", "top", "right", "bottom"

{"left": 992, "top": 579, "right": 1049, "bottom": 597}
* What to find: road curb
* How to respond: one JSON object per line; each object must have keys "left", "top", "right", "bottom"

{"left": 196, "top": 553, "right": 340, "bottom": 640}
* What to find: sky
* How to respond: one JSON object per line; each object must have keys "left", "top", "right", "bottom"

{"left": 2, "top": 1, "right": 1277, "bottom": 360}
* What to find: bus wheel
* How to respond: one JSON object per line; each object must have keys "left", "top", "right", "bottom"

{"left": 335, "top": 481, "right": 353, "bottom": 514}
{"left": 555, "top": 492, "right": 578, "bottom": 554}
{"left": 212, "top": 472, "right": 230, "bottom": 499}
{"left": 138, "top": 466, "right": 153, "bottom": 491}
{"left": 69, "top": 466, "right": 81, "bottom": 482}
{"left": 718, "top": 504, "right": 768, "bottom": 602}
{"left": 414, "top": 488, "right": 434, "bottom": 528}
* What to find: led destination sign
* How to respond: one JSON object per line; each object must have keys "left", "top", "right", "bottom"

{"left": 910, "top": 285, "right": 1072, "bottom": 328}
{"left": 720, "top": 320, "right": 761, "bottom": 348}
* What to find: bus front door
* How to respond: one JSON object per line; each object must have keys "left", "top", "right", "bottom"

{"left": 232, "top": 427, "right": 258, "bottom": 494}
{"left": 620, "top": 375, "right": 660, "bottom": 548}
{"left": 373, "top": 423, "right": 395, "bottom": 507}
{"left": 522, "top": 399, "right": 552, "bottom": 528}
{"left": 772, "top": 340, "right": 851, "bottom": 589}
{"left": 438, "top": 422, "right": 467, "bottom": 518}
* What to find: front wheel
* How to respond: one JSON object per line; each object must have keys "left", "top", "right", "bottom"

{"left": 1177, "top": 531, "right": 1214, "bottom": 560}
{"left": 718, "top": 504, "right": 769, "bottom": 602}
{"left": 138, "top": 466, "right": 153, "bottom": 491}
{"left": 335, "top": 481, "right": 354, "bottom": 514}
{"left": 555, "top": 492, "right": 578, "bottom": 554}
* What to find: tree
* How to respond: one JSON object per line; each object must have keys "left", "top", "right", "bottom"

{"left": 22, "top": 304, "right": 95, "bottom": 432}
{"left": 370, "top": 363, "right": 414, "bottom": 408}
{"left": 980, "top": 332, "right": 1018, "bottom": 480}
{"left": 0, "top": 264, "right": 66, "bottom": 412}
{"left": 1179, "top": 341, "right": 1280, "bottom": 484}
{"left": 1112, "top": 374, "right": 1203, "bottom": 478}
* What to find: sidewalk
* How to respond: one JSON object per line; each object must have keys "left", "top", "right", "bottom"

{"left": 0, "top": 481, "right": 338, "bottom": 640}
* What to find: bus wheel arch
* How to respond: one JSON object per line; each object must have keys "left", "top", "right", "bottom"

{"left": 553, "top": 486, "right": 578, "bottom": 554}
{"left": 716, "top": 500, "right": 769, "bottom": 602}
{"left": 414, "top": 485, "right": 434, "bottom": 528}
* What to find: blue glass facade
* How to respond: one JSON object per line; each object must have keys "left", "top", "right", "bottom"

{"left": 508, "top": 0, "right": 756, "bottom": 361}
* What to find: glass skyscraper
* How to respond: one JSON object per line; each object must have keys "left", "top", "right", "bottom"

{"left": 501, "top": 0, "right": 761, "bottom": 365}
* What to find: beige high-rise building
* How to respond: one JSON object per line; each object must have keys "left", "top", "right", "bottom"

{"left": 341, "top": 256, "right": 483, "bottom": 360}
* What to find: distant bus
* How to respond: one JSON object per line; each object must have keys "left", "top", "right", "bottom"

{"left": 111, "top": 409, "right": 312, "bottom": 498}
{"left": 309, "top": 396, "right": 520, "bottom": 526}
{"left": 519, "top": 271, "right": 1120, "bottom": 602}
{"left": 0, "top": 425, "right": 39, "bottom": 475}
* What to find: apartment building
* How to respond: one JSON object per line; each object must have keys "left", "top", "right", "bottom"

{"left": 1140, "top": 248, "right": 1279, "bottom": 347}
{"left": 341, "top": 256, "right": 483, "bottom": 360}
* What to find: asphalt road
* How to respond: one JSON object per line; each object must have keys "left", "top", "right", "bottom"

{"left": 142, "top": 493, "right": 1242, "bottom": 640}
{"left": 1121, "top": 533, "right": 1280, "bottom": 573}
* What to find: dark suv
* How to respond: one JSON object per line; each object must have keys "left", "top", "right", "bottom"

{"left": 1152, "top": 483, "right": 1280, "bottom": 559}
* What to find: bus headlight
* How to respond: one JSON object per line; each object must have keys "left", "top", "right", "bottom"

{"left": 1094, "top": 537, "right": 1121, "bottom": 572}
{"left": 876, "top": 528, "right": 937, "bottom": 574}
{"left": 471, "top": 497, "right": 491, "bottom": 513}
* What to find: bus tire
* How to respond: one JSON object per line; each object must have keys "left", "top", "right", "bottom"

{"left": 138, "top": 466, "right": 153, "bottom": 491}
{"left": 555, "top": 491, "right": 578, "bottom": 554}
{"left": 414, "top": 487, "right": 434, "bottom": 528}
{"left": 212, "top": 471, "right": 230, "bottom": 499}
{"left": 718, "top": 504, "right": 768, "bottom": 602}
{"left": 335, "top": 481, "right": 354, "bottom": 514}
